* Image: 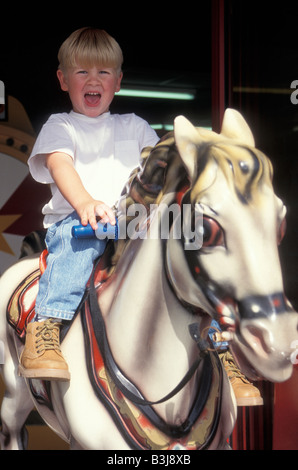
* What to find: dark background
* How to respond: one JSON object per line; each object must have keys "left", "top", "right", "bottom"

{"left": 0, "top": 4, "right": 212, "bottom": 133}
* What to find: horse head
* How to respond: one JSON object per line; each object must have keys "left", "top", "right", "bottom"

{"left": 166, "top": 109, "right": 298, "bottom": 383}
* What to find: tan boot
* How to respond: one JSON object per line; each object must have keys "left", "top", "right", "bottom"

{"left": 219, "top": 350, "right": 263, "bottom": 406}
{"left": 19, "top": 319, "right": 70, "bottom": 381}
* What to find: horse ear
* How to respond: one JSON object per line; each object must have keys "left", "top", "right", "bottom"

{"left": 221, "top": 108, "right": 255, "bottom": 147}
{"left": 174, "top": 115, "right": 199, "bottom": 180}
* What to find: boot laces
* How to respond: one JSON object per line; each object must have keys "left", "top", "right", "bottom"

{"left": 219, "top": 350, "right": 251, "bottom": 384}
{"left": 35, "top": 319, "right": 61, "bottom": 354}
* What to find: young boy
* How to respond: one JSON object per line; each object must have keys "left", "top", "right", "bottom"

{"left": 19, "top": 27, "right": 159, "bottom": 381}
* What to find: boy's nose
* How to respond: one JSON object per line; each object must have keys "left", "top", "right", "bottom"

{"left": 88, "top": 71, "right": 101, "bottom": 84}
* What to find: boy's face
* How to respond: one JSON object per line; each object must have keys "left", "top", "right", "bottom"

{"left": 57, "top": 65, "right": 123, "bottom": 117}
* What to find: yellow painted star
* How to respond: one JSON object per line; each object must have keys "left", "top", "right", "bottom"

{"left": 0, "top": 214, "right": 22, "bottom": 255}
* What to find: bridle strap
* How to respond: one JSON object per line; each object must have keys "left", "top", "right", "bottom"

{"left": 87, "top": 257, "right": 208, "bottom": 407}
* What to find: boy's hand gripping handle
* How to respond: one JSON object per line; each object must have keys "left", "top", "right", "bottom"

{"left": 72, "top": 220, "right": 118, "bottom": 240}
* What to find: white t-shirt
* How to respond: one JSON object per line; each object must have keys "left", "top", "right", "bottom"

{"left": 28, "top": 111, "right": 159, "bottom": 228}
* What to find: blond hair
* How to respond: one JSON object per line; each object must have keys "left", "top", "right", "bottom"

{"left": 58, "top": 27, "right": 123, "bottom": 73}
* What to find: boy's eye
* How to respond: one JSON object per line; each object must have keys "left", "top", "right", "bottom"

{"left": 75, "top": 69, "right": 111, "bottom": 76}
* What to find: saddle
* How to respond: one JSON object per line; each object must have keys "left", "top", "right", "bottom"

{"left": 6, "top": 248, "right": 112, "bottom": 341}
{"left": 6, "top": 250, "right": 48, "bottom": 340}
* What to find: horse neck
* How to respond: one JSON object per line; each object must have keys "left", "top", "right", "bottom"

{"left": 99, "top": 202, "right": 202, "bottom": 422}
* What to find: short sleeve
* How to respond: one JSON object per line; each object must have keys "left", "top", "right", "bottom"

{"left": 28, "top": 114, "right": 75, "bottom": 184}
{"left": 134, "top": 115, "right": 159, "bottom": 149}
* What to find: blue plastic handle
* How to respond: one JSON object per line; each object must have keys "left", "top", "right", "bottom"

{"left": 72, "top": 221, "right": 118, "bottom": 240}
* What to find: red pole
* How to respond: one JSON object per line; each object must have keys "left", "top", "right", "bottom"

{"left": 212, "top": 0, "right": 226, "bottom": 132}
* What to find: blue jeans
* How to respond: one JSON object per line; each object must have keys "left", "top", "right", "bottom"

{"left": 35, "top": 212, "right": 107, "bottom": 321}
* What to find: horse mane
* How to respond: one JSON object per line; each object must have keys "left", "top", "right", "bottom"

{"left": 117, "top": 132, "right": 189, "bottom": 210}
{"left": 111, "top": 133, "right": 188, "bottom": 266}
{"left": 190, "top": 140, "right": 274, "bottom": 205}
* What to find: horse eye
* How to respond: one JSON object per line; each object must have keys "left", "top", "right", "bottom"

{"left": 202, "top": 216, "right": 225, "bottom": 247}
{"left": 277, "top": 217, "right": 287, "bottom": 245}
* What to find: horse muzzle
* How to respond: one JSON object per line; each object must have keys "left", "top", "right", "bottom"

{"left": 231, "top": 293, "right": 298, "bottom": 382}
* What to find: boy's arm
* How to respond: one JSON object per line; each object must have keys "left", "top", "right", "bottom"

{"left": 46, "top": 152, "right": 115, "bottom": 229}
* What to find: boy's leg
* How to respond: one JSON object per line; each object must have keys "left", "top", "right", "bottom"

{"left": 19, "top": 212, "right": 106, "bottom": 381}
{"left": 209, "top": 320, "right": 263, "bottom": 406}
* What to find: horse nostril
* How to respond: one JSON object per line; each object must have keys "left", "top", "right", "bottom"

{"left": 241, "top": 324, "right": 273, "bottom": 357}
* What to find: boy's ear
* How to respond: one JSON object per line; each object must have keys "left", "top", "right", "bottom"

{"left": 116, "top": 71, "right": 123, "bottom": 93}
{"left": 57, "top": 69, "right": 69, "bottom": 92}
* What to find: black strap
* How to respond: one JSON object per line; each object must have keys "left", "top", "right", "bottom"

{"left": 87, "top": 258, "right": 207, "bottom": 407}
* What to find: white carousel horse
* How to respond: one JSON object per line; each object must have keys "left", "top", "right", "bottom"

{"left": 0, "top": 109, "right": 297, "bottom": 450}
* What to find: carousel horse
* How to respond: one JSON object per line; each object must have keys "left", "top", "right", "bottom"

{"left": 0, "top": 109, "right": 297, "bottom": 450}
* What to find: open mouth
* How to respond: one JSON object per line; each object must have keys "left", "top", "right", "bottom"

{"left": 84, "top": 92, "right": 101, "bottom": 106}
